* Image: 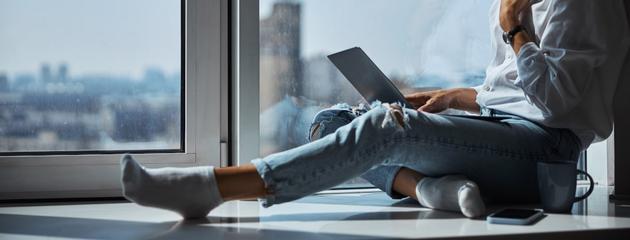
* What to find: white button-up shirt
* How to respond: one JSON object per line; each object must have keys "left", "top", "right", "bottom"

{"left": 475, "top": 0, "right": 630, "bottom": 149}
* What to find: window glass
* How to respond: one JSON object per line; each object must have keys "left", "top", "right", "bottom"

{"left": 259, "top": 0, "right": 491, "bottom": 186}
{"left": 0, "top": 0, "right": 182, "bottom": 152}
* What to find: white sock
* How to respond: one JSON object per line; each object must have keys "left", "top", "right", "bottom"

{"left": 120, "top": 154, "right": 224, "bottom": 219}
{"left": 415, "top": 175, "right": 486, "bottom": 218}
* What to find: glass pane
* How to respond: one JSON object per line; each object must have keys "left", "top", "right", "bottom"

{"left": 259, "top": 0, "right": 491, "bottom": 187}
{"left": 0, "top": 0, "right": 182, "bottom": 152}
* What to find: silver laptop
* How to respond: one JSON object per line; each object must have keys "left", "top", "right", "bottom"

{"left": 328, "top": 47, "right": 413, "bottom": 107}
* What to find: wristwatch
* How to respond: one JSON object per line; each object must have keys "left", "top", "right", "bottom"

{"left": 502, "top": 25, "right": 525, "bottom": 45}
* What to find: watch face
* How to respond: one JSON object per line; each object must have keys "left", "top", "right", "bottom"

{"left": 502, "top": 31, "right": 510, "bottom": 44}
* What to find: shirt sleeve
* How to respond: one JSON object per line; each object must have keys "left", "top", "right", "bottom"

{"left": 471, "top": 82, "right": 486, "bottom": 104}
{"left": 471, "top": 84, "right": 484, "bottom": 94}
{"left": 514, "top": 0, "right": 609, "bottom": 118}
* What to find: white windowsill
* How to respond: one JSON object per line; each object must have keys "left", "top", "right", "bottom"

{"left": 1, "top": 186, "right": 629, "bottom": 239}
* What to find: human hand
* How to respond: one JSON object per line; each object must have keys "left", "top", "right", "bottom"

{"left": 500, "top": 0, "right": 532, "bottom": 31}
{"left": 404, "top": 89, "right": 454, "bottom": 113}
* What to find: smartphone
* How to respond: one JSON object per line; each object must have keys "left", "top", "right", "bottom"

{"left": 486, "top": 208, "right": 544, "bottom": 225}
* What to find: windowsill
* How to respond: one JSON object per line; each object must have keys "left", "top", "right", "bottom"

{"left": 1, "top": 186, "right": 629, "bottom": 239}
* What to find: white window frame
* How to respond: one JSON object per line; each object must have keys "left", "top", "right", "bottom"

{"left": 0, "top": 0, "right": 229, "bottom": 200}
{"left": 232, "top": 0, "right": 261, "bottom": 164}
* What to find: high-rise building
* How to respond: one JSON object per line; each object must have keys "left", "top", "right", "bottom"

{"left": 259, "top": 1, "right": 301, "bottom": 111}
{"left": 40, "top": 63, "right": 52, "bottom": 83}
{"left": 58, "top": 63, "right": 69, "bottom": 82}
{"left": 0, "top": 73, "right": 8, "bottom": 92}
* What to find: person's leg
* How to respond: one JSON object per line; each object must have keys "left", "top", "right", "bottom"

{"left": 120, "top": 155, "right": 224, "bottom": 218}
{"left": 122, "top": 102, "right": 580, "bottom": 218}
{"left": 308, "top": 104, "right": 408, "bottom": 200}
{"left": 252, "top": 103, "right": 581, "bottom": 207}
{"left": 120, "top": 103, "right": 367, "bottom": 219}
{"left": 391, "top": 167, "right": 423, "bottom": 200}
{"left": 121, "top": 103, "right": 421, "bottom": 218}
{"left": 308, "top": 104, "right": 486, "bottom": 217}
{"left": 121, "top": 156, "right": 268, "bottom": 218}
{"left": 214, "top": 164, "right": 266, "bottom": 201}
{"left": 307, "top": 103, "right": 365, "bottom": 143}
{"left": 248, "top": 102, "right": 412, "bottom": 206}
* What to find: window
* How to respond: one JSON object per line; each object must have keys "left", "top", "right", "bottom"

{"left": 0, "top": 0, "right": 182, "bottom": 153}
{"left": 0, "top": 0, "right": 225, "bottom": 200}
{"left": 255, "top": 0, "right": 492, "bottom": 187}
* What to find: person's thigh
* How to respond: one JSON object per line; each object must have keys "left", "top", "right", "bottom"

{"left": 388, "top": 110, "right": 582, "bottom": 204}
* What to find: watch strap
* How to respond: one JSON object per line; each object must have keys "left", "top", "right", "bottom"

{"left": 502, "top": 25, "right": 525, "bottom": 45}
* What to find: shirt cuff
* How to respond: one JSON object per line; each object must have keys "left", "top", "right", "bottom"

{"left": 471, "top": 84, "right": 484, "bottom": 94}
{"left": 470, "top": 85, "right": 485, "bottom": 114}
{"left": 514, "top": 42, "right": 545, "bottom": 92}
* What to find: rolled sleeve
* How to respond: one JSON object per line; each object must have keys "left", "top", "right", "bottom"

{"left": 471, "top": 84, "right": 485, "bottom": 95}
{"left": 514, "top": 42, "right": 544, "bottom": 105}
{"left": 514, "top": 42, "right": 542, "bottom": 88}
{"left": 512, "top": 1, "right": 608, "bottom": 118}
{"left": 470, "top": 85, "right": 486, "bottom": 115}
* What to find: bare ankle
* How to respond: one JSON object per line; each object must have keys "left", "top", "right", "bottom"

{"left": 392, "top": 167, "right": 425, "bottom": 200}
{"left": 215, "top": 164, "right": 267, "bottom": 201}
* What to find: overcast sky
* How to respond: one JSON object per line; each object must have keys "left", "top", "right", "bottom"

{"left": 262, "top": 0, "right": 493, "bottom": 82}
{"left": 0, "top": 0, "right": 181, "bottom": 79}
{"left": 1, "top": 0, "right": 492, "bottom": 82}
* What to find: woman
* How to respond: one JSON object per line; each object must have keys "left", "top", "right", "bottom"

{"left": 120, "top": 0, "right": 629, "bottom": 219}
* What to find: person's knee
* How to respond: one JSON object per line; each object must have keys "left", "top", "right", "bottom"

{"left": 311, "top": 102, "right": 410, "bottom": 142}
{"left": 383, "top": 102, "right": 409, "bottom": 130}
{"left": 363, "top": 102, "right": 411, "bottom": 131}
{"left": 308, "top": 107, "right": 355, "bottom": 142}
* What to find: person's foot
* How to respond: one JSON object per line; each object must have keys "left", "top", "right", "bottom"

{"left": 415, "top": 175, "right": 486, "bottom": 218}
{"left": 121, "top": 154, "right": 224, "bottom": 219}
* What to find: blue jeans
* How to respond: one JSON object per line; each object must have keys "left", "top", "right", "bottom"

{"left": 252, "top": 102, "right": 582, "bottom": 207}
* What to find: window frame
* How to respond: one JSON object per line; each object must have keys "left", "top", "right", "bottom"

{"left": 0, "top": 0, "right": 229, "bottom": 200}
{"left": 232, "top": 0, "right": 261, "bottom": 164}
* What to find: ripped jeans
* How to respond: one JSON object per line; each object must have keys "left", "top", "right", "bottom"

{"left": 251, "top": 102, "right": 582, "bottom": 207}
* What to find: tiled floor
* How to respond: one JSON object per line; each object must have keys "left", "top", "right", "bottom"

{"left": 1, "top": 186, "right": 629, "bottom": 239}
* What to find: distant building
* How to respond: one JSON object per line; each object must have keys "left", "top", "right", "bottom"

{"left": 260, "top": 1, "right": 301, "bottom": 111}
{"left": 0, "top": 73, "right": 8, "bottom": 92}
{"left": 40, "top": 63, "right": 52, "bottom": 83}
{"left": 58, "top": 63, "right": 69, "bottom": 82}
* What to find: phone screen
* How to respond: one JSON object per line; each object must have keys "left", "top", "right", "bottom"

{"left": 491, "top": 209, "right": 541, "bottom": 219}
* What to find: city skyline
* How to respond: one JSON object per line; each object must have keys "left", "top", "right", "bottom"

{"left": 0, "top": 61, "right": 181, "bottom": 152}
{"left": 3, "top": 62, "right": 181, "bottom": 84}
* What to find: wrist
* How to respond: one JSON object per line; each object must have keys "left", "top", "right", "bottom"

{"left": 512, "top": 30, "right": 531, "bottom": 55}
